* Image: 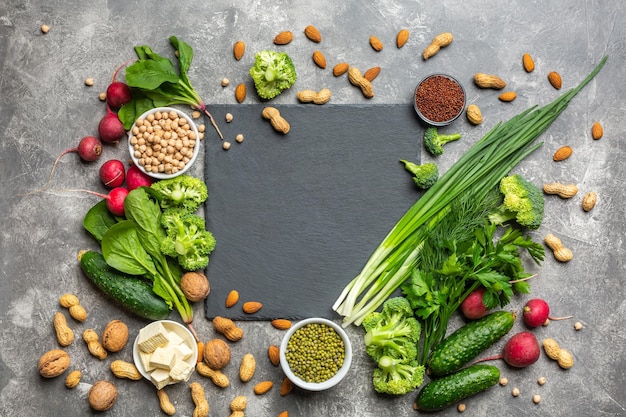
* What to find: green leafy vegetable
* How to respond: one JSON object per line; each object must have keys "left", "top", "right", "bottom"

{"left": 401, "top": 223, "right": 543, "bottom": 364}
{"left": 423, "top": 127, "right": 461, "bottom": 156}
{"left": 118, "top": 36, "right": 223, "bottom": 139}
{"left": 333, "top": 55, "right": 608, "bottom": 328}
{"left": 249, "top": 50, "right": 297, "bottom": 100}
{"left": 160, "top": 212, "right": 216, "bottom": 271}
{"left": 83, "top": 200, "right": 119, "bottom": 242}
{"left": 150, "top": 174, "right": 208, "bottom": 215}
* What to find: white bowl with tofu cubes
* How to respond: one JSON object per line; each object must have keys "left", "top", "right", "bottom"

{"left": 132, "top": 320, "right": 198, "bottom": 389}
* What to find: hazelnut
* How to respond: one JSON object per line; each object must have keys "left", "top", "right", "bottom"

{"left": 38, "top": 349, "right": 70, "bottom": 378}
{"left": 101, "top": 320, "right": 129, "bottom": 352}
{"left": 88, "top": 380, "right": 118, "bottom": 411}
{"left": 181, "top": 272, "right": 210, "bottom": 302}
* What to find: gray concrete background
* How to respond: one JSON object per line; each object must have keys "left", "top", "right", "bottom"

{"left": 1, "top": 0, "right": 625, "bottom": 416}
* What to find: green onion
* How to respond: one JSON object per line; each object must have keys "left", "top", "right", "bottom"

{"left": 333, "top": 55, "right": 608, "bottom": 327}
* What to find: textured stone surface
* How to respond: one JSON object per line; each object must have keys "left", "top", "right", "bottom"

{"left": 1, "top": 0, "right": 625, "bottom": 416}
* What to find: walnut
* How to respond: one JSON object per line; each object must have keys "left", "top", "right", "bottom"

{"left": 101, "top": 320, "right": 129, "bottom": 352}
{"left": 88, "top": 380, "right": 118, "bottom": 411}
{"left": 181, "top": 272, "right": 210, "bottom": 302}
{"left": 203, "top": 339, "right": 231, "bottom": 370}
{"left": 38, "top": 349, "right": 70, "bottom": 378}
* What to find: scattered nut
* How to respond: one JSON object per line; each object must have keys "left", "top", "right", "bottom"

{"left": 83, "top": 329, "right": 107, "bottom": 360}
{"left": 101, "top": 320, "right": 129, "bottom": 352}
{"left": 312, "top": 50, "right": 327, "bottom": 69}
{"left": 522, "top": 53, "right": 535, "bottom": 72}
{"left": 221, "top": 78, "right": 230, "bottom": 87}
{"left": 271, "top": 319, "right": 292, "bottom": 330}
{"left": 548, "top": 71, "right": 562, "bottom": 89}
{"left": 196, "top": 362, "right": 230, "bottom": 388}
{"left": 157, "top": 389, "right": 176, "bottom": 416}
{"left": 474, "top": 73, "right": 506, "bottom": 89}
{"left": 363, "top": 66, "right": 381, "bottom": 82}
{"left": 230, "top": 395, "right": 248, "bottom": 412}
{"left": 396, "top": 29, "right": 410, "bottom": 48}
{"left": 192, "top": 110, "right": 202, "bottom": 119}
{"left": 280, "top": 377, "right": 293, "bottom": 396}
{"left": 69, "top": 304, "right": 87, "bottom": 322}
{"left": 225, "top": 113, "right": 234, "bottom": 123}
{"left": 110, "top": 360, "right": 142, "bottom": 380}
{"left": 533, "top": 394, "right": 541, "bottom": 404}
{"left": 88, "top": 380, "right": 118, "bottom": 411}
{"left": 304, "top": 25, "right": 322, "bottom": 43}
{"left": 348, "top": 67, "right": 374, "bottom": 98}
{"left": 333, "top": 62, "right": 349, "bottom": 77}
{"left": 181, "top": 271, "right": 210, "bottom": 302}
{"left": 85, "top": 78, "right": 94, "bottom": 86}
{"left": 544, "top": 234, "right": 573, "bottom": 263}
{"left": 297, "top": 88, "right": 331, "bottom": 104}
{"left": 498, "top": 91, "right": 517, "bottom": 102}
{"left": 457, "top": 403, "right": 466, "bottom": 412}
{"left": 225, "top": 290, "right": 240, "bottom": 308}
{"left": 557, "top": 349, "right": 574, "bottom": 369}
{"left": 65, "top": 370, "right": 82, "bottom": 389}
{"left": 235, "top": 83, "right": 247, "bottom": 103}
{"left": 223, "top": 141, "right": 231, "bottom": 150}
{"left": 466, "top": 104, "right": 483, "bottom": 125}
{"left": 512, "top": 387, "right": 520, "bottom": 397}
{"left": 582, "top": 191, "right": 597, "bottom": 212}
{"left": 574, "top": 321, "right": 584, "bottom": 331}
{"left": 543, "top": 182, "right": 578, "bottom": 199}
{"left": 553, "top": 145, "right": 573, "bottom": 161}
{"left": 203, "top": 339, "right": 231, "bottom": 370}
{"left": 59, "top": 293, "right": 80, "bottom": 308}
{"left": 239, "top": 353, "right": 256, "bottom": 382}
{"left": 423, "top": 32, "right": 453, "bottom": 60}
{"left": 235, "top": 134, "right": 244, "bottom": 143}
{"left": 190, "top": 382, "right": 210, "bottom": 417}
{"left": 542, "top": 338, "right": 562, "bottom": 360}
{"left": 268, "top": 344, "right": 280, "bottom": 366}
{"left": 99, "top": 92, "right": 107, "bottom": 101}
{"left": 369, "top": 35, "right": 383, "bottom": 51}
{"left": 591, "top": 121, "right": 603, "bottom": 140}
{"left": 499, "top": 377, "right": 509, "bottom": 386}
{"left": 53, "top": 311, "right": 74, "bottom": 347}
{"left": 253, "top": 380, "right": 273, "bottom": 395}
{"left": 41, "top": 24, "right": 50, "bottom": 34}
{"left": 537, "top": 376, "right": 547, "bottom": 386}
{"left": 274, "top": 31, "right": 293, "bottom": 45}
{"left": 213, "top": 316, "right": 244, "bottom": 342}
{"left": 261, "top": 107, "right": 290, "bottom": 134}
{"left": 38, "top": 349, "right": 70, "bottom": 378}
{"left": 233, "top": 41, "right": 245, "bottom": 61}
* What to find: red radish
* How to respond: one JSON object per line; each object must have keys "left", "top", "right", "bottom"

{"left": 126, "top": 164, "right": 153, "bottom": 190}
{"left": 98, "top": 105, "right": 126, "bottom": 143}
{"left": 460, "top": 288, "right": 491, "bottom": 320}
{"left": 99, "top": 159, "right": 126, "bottom": 188}
{"left": 474, "top": 331, "right": 541, "bottom": 368}
{"left": 65, "top": 187, "right": 129, "bottom": 216}
{"left": 522, "top": 298, "right": 573, "bottom": 328}
{"left": 106, "top": 63, "right": 132, "bottom": 110}
{"left": 502, "top": 331, "right": 541, "bottom": 367}
{"left": 27, "top": 136, "right": 102, "bottom": 194}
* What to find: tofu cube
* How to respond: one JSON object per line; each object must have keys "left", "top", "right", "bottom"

{"left": 149, "top": 346, "right": 176, "bottom": 370}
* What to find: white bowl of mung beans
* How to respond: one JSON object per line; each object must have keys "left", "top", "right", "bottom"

{"left": 279, "top": 317, "right": 352, "bottom": 391}
{"left": 128, "top": 107, "right": 200, "bottom": 179}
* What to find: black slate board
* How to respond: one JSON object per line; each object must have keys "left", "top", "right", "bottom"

{"left": 204, "top": 103, "right": 424, "bottom": 320}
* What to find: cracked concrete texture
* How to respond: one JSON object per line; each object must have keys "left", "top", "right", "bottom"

{"left": 1, "top": 0, "right": 625, "bottom": 416}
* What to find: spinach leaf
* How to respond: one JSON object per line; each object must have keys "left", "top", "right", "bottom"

{"left": 83, "top": 200, "right": 118, "bottom": 242}
{"left": 125, "top": 59, "right": 179, "bottom": 90}
{"left": 101, "top": 220, "right": 158, "bottom": 278}
{"left": 169, "top": 36, "right": 193, "bottom": 85}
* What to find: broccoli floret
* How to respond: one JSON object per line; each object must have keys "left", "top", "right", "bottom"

{"left": 363, "top": 297, "right": 421, "bottom": 362}
{"left": 400, "top": 160, "right": 439, "bottom": 189}
{"left": 160, "top": 212, "right": 216, "bottom": 271}
{"left": 423, "top": 127, "right": 461, "bottom": 156}
{"left": 488, "top": 174, "right": 545, "bottom": 230}
{"left": 249, "top": 50, "right": 297, "bottom": 100}
{"left": 372, "top": 356, "right": 425, "bottom": 395}
{"left": 151, "top": 175, "right": 208, "bottom": 215}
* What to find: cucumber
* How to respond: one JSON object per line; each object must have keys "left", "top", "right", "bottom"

{"left": 79, "top": 250, "right": 170, "bottom": 320}
{"left": 428, "top": 311, "right": 515, "bottom": 376}
{"left": 415, "top": 364, "right": 500, "bottom": 411}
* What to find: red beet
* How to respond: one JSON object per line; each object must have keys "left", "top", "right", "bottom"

{"left": 106, "top": 82, "right": 132, "bottom": 110}
{"left": 502, "top": 331, "right": 541, "bottom": 368}
{"left": 99, "top": 159, "right": 126, "bottom": 188}
{"left": 460, "top": 288, "right": 490, "bottom": 320}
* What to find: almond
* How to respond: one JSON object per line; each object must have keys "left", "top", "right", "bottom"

{"left": 498, "top": 91, "right": 517, "bottom": 102}
{"left": 280, "top": 377, "right": 293, "bottom": 396}
{"left": 274, "top": 31, "right": 293, "bottom": 45}
{"left": 235, "top": 83, "right": 246, "bottom": 103}
{"left": 548, "top": 71, "right": 562, "bottom": 89}
{"left": 233, "top": 41, "right": 245, "bottom": 61}
{"left": 591, "top": 121, "right": 603, "bottom": 140}
{"left": 304, "top": 25, "right": 322, "bottom": 43}
{"left": 225, "top": 290, "right": 239, "bottom": 308}
{"left": 271, "top": 319, "right": 292, "bottom": 330}
{"left": 253, "top": 381, "right": 273, "bottom": 395}
{"left": 268, "top": 345, "right": 280, "bottom": 366}
{"left": 396, "top": 29, "right": 410, "bottom": 48}
{"left": 333, "top": 62, "right": 349, "bottom": 77}
{"left": 242, "top": 301, "right": 262, "bottom": 314}
{"left": 369, "top": 35, "right": 383, "bottom": 51}
{"left": 363, "top": 66, "right": 381, "bottom": 82}
{"left": 553, "top": 145, "right": 573, "bottom": 161}
{"left": 312, "top": 50, "right": 326, "bottom": 69}
{"left": 522, "top": 53, "right": 535, "bottom": 72}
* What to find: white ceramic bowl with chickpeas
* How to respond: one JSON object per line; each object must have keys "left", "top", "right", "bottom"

{"left": 128, "top": 107, "right": 200, "bottom": 179}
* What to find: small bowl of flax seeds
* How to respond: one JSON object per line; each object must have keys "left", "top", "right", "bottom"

{"left": 414, "top": 73, "right": 466, "bottom": 126}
